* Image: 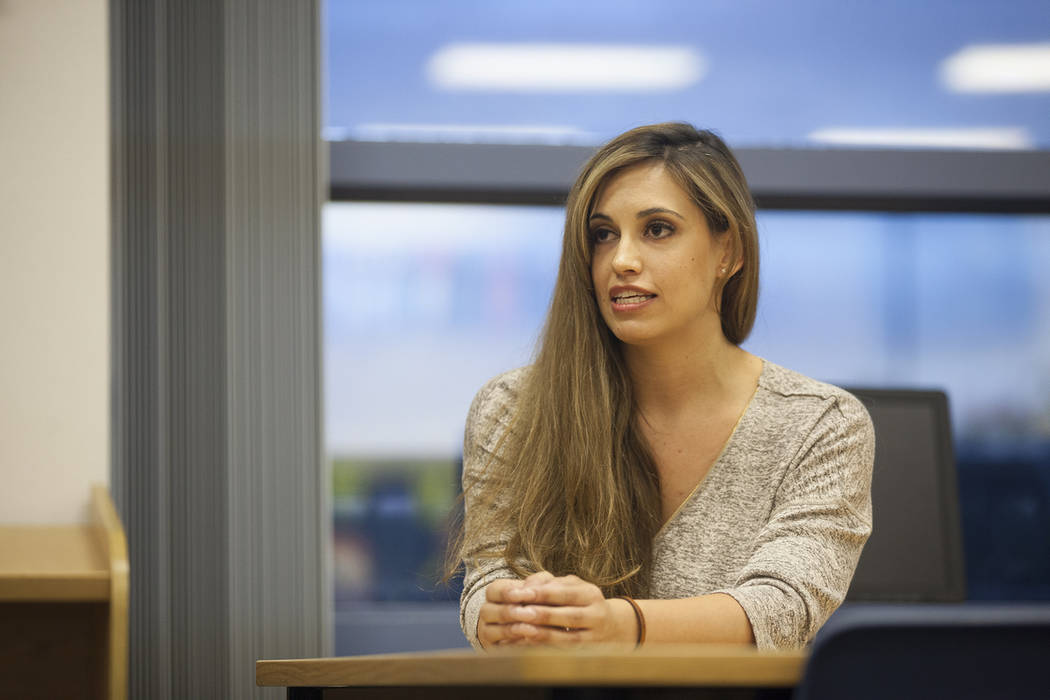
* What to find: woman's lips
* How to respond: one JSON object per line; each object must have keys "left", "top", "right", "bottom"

{"left": 610, "top": 291, "right": 657, "bottom": 312}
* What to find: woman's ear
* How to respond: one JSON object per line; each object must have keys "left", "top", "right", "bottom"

{"left": 719, "top": 232, "right": 743, "bottom": 278}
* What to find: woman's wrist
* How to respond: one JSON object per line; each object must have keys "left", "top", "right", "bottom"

{"left": 609, "top": 596, "right": 644, "bottom": 647}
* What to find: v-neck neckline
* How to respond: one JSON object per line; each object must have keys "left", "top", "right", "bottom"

{"left": 652, "top": 358, "right": 767, "bottom": 539}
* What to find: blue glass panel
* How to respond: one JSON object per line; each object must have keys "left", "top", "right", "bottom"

{"left": 324, "top": 203, "right": 564, "bottom": 458}
{"left": 326, "top": 0, "right": 1050, "bottom": 148}
{"left": 326, "top": 204, "right": 1050, "bottom": 644}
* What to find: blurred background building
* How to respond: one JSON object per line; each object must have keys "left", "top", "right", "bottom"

{"left": 322, "top": 0, "right": 1050, "bottom": 653}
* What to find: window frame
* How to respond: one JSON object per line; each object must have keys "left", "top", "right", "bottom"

{"left": 330, "top": 141, "right": 1050, "bottom": 213}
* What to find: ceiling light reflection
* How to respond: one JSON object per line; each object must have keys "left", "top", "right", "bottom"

{"left": 426, "top": 42, "right": 705, "bottom": 93}
{"left": 941, "top": 43, "right": 1050, "bottom": 93}
{"left": 808, "top": 127, "right": 1032, "bottom": 150}
{"left": 335, "top": 122, "right": 597, "bottom": 145}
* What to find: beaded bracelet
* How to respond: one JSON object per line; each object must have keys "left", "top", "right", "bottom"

{"left": 615, "top": 595, "right": 646, "bottom": 648}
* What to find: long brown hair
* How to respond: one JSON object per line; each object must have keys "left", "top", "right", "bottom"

{"left": 449, "top": 123, "right": 759, "bottom": 597}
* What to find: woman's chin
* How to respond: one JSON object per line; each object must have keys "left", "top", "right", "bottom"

{"left": 610, "top": 326, "right": 662, "bottom": 348}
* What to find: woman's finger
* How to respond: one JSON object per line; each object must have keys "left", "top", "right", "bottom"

{"left": 504, "top": 623, "right": 587, "bottom": 648}
{"left": 525, "top": 580, "right": 603, "bottom": 607}
{"left": 481, "top": 601, "right": 540, "bottom": 625}
{"left": 485, "top": 578, "right": 524, "bottom": 603}
{"left": 509, "top": 604, "right": 595, "bottom": 630}
{"left": 523, "top": 571, "right": 555, "bottom": 586}
{"left": 503, "top": 571, "right": 553, "bottom": 603}
{"left": 479, "top": 620, "right": 533, "bottom": 648}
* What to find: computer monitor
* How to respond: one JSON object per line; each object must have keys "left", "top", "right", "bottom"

{"left": 842, "top": 388, "right": 966, "bottom": 602}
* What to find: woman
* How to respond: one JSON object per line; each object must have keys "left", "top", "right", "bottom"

{"left": 452, "top": 122, "right": 873, "bottom": 651}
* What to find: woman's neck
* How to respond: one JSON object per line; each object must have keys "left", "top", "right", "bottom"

{"left": 624, "top": 330, "right": 756, "bottom": 419}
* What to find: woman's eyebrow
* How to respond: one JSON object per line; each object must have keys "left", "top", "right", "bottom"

{"left": 637, "top": 207, "right": 685, "bottom": 220}
{"left": 589, "top": 207, "right": 685, "bottom": 223}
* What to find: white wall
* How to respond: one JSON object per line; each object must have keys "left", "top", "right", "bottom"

{"left": 0, "top": 0, "right": 109, "bottom": 523}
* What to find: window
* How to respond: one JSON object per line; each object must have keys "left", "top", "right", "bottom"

{"left": 324, "top": 0, "right": 1050, "bottom": 655}
{"left": 326, "top": 203, "right": 1050, "bottom": 652}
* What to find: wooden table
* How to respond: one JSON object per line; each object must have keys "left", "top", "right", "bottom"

{"left": 257, "top": 645, "right": 807, "bottom": 699}
{"left": 0, "top": 485, "right": 128, "bottom": 700}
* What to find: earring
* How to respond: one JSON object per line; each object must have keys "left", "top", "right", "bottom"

{"left": 720, "top": 267, "right": 727, "bottom": 275}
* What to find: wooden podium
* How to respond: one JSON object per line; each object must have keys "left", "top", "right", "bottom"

{"left": 0, "top": 485, "right": 129, "bottom": 700}
{"left": 257, "top": 645, "right": 806, "bottom": 699}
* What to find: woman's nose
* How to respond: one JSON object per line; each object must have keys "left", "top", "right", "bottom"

{"left": 611, "top": 235, "right": 642, "bottom": 275}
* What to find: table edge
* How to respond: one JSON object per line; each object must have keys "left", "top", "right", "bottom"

{"left": 256, "top": 646, "right": 807, "bottom": 688}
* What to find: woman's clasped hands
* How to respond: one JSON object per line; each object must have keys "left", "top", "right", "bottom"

{"left": 478, "top": 571, "right": 638, "bottom": 649}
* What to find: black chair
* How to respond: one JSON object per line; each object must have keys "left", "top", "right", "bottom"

{"left": 795, "top": 604, "right": 1050, "bottom": 700}
{"left": 842, "top": 388, "right": 965, "bottom": 602}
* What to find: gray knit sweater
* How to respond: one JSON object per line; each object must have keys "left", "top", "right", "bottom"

{"left": 459, "top": 359, "right": 874, "bottom": 650}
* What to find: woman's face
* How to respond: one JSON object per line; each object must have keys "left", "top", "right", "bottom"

{"left": 589, "top": 161, "right": 732, "bottom": 349}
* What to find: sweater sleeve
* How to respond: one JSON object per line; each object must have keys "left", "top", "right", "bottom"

{"left": 458, "top": 372, "right": 525, "bottom": 650}
{"left": 714, "top": 393, "right": 874, "bottom": 650}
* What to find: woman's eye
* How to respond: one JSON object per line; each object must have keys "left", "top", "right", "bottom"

{"left": 647, "top": 222, "right": 674, "bottom": 238}
{"left": 591, "top": 228, "right": 616, "bottom": 243}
